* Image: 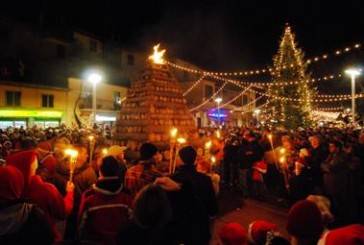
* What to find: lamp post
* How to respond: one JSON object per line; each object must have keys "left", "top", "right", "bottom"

{"left": 254, "top": 109, "right": 261, "bottom": 124}
{"left": 345, "top": 68, "right": 361, "bottom": 125}
{"left": 88, "top": 73, "right": 102, "bottom": 126}
{"left": 214, "top": 97, "right": 222, "bottom": 128}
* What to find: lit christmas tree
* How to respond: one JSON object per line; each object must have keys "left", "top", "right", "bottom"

{"left": 268, "top": 24, "right": 316, "bottom": 129}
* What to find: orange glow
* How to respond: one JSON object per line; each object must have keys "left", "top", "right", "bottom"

{"left": 170, "top": 127, "right": 178, "bottom": 138}
{"left": 177, "top": 137, "right": 186, "bottom": 144}
{"left": 102, "top": 148, "right": 108, "bottom": 155}
{"left": 149, "top": 44, "right": 166, "bottom": 64}
{"left": 211, "top": 156, "right": 216, "bottom": 164}
{"left": 267, "top": 134, "right": 272, "bottom": 141}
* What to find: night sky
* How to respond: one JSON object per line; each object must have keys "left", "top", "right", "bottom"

{"left": 2, "top": 0, "right": 364, "bottom": 102}
{"left": 2, "top": 1, "right": 364, "bottom": 70}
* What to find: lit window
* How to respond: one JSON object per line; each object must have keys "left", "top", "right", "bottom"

{"left": 114, "top": 91, "right": 121, "bottom": 109}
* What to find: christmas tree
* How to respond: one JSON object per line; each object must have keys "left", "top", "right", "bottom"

{"left": 268, "top": 24, "right": 315, "bottom": 129}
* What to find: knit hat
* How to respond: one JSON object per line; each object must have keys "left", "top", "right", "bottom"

{"left": 6, "top": 150, "right": 38, "bottom": 189}
{"left": 248, "top": 220, "right": 277, "bottom": 244}
{"left": 178, "top": 146, "right": 197, "bottom": 166}
{"left": 99, "top": 155, "right": 123, "bottom": 177}
{"left": 318, "top": 224, "right": 364, "bottom": 245}
{"left": 219, "top": 222, "right": 248, "bottom": 245}
{"left": 0, "top": 165, "right": 24, "bottom": 200}
{"left": 306, "top": 195, "right": 334, "bottom": 224}
{"left": 107, "top": 145, "right": 127, "bottom": 158}
{"left": 140, "top": 143, "right": 158, "bottom": 160}
{"left": 40, "top": 154, "right": 57, "bottom": 176}
{"left": 286, "top": 200, "right": 324, "bottom": 239}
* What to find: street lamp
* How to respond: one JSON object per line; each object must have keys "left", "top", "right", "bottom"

{"left": 254, "top": 109, "right": 261, "bottom": 124}
{"left": 88, "top": 73, "right": 102, "bottom": 126}
{"left": 214, "top": 97, "right": 222, "bottom": 128}
{"left": 345, "top": 68, "right": 361, "bottom": 125}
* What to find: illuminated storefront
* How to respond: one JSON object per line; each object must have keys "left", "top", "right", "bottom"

{"left": 0, "top": 110, "right": 63, "bottom": 129}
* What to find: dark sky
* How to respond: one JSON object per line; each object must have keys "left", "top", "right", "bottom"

{"left": 2, "top": 0, "right": 364, "bottom": 72}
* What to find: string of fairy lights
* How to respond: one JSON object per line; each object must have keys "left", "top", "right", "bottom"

{"left": 316, "top": 107, "right": 348, "bottom": 111}
{"left": 219, "top": 85, "right": 254, "bottom": 108}
{"left": 171, "top": 41, "right": 362, "bottom": 111}
{"left": 239, "top": 95, "right": 265, "bottom": 113}
{"left": 183, "top": 75, "right": 206, "bottom": 96}
{"left": 188, "top": 81, "right": 229, "bottom": 112}
{"left": 312, "top": 111, "right": 341, "bottom": 120}
{"left": 181, "top": 73, "right": 363, "bottom": 111}
{"left": 181, "top": 68, "right": 363, "bottom": 103}
{"left": 159, "top": 38, "right": 363, "bottom": 120}
{"left": 167, "top": 42, "right": 361, "bottom": 77}
{"left": 206, "top": 72, "right": 364, "bottom": 103}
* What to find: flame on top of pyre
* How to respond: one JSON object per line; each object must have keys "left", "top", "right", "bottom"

{"left": 149, "top": 44, "right": 166, "bottom": 64}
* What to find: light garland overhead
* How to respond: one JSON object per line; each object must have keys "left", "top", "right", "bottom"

{"left": 316, "top": 107, "right": 345, "bottom": 111}
{"left": 219, "top": 85, "right": 254, "bottom": 108}
{"left": 183, "top": 71, "right": 364, "bottom": 104}
{"left": 167, "top": 43, "right": 361, "bottom": 77}
{"left": 250, "top": 86, "right": 364, "bottom": 102}
{"left": 173, "top": 62, "right": 343, "bottom": 88}
{"left": 312, "top": 111, "right": 341, "bottom": 121}
{"left": 188, "top": 81, "right": 229, "bottom": 112}
{"left": 239, "top": 95, "right": 265, "bottom": 114}
{"left": 183, "top": 75, "right": 206, "bottom": 96}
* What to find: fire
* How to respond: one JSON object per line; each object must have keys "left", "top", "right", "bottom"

{"left": 149, "top": 44, "right": 166, "bottom": 64}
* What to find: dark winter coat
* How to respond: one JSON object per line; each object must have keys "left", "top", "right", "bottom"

{"left": 166, "top": 165, "right": 218, "bottom": 245}
{"left": 0, "top": 201, "right": 54, "bottom": 245}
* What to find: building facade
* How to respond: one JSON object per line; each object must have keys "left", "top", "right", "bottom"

{"left": 0, "top": 16, "right": 256, "bottom": 130}
{"left": 0, "top": 81, "right": 67, "bottom": 129}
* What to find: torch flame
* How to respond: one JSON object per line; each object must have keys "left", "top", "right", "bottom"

{"left": 279, "top": 156, "right": 286, "bottom": 164}
{"left": 65, "top": 149, "right": 78, "bottom": 158}
{"left": 149, "top": 44, "right": 166, "bottom": 64}
{"left": 170, "top": 127, "right": 178, "bottom": 138}
{"left": 216, "top": 130, "right": 221, "bottom": 139}
{"left": 211, "top": 156, "right": 216, "bottom": 163}
{"left": 205, "top": 140, "right": 212, "bottom": 149}
{"left": 267, "top": 134, "right": 272, "bottom": 141}
{"left": 177, "top": 137, "right": 186, "bottom": 144}
{"left": 102, "top": 148, "right": 108, "bottom": 155}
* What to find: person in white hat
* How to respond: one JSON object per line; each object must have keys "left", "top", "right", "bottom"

{"left": 107, "top": 145, "right": 128, "bottom": 181}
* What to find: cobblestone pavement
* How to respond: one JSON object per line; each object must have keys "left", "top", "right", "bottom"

{"left": 210, "top": 190, "right": 290, "bottom": 244}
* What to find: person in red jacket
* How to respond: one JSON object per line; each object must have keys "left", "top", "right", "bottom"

{"left": 78, "top": 155, "right": 133, "bottom": 245}
{"left": 0, "top": 165, "right": 54, "bottom": 244}
{"left": 6, "top": 150, "right": 73, "bottom": 242}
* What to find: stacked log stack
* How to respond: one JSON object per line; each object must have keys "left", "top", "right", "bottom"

{"left": 114, "top": 60, "right": 197, "bottom": 149}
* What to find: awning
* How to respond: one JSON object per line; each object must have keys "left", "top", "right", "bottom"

{"left": 0, "top": 110, "right": 63, "bottom": 118}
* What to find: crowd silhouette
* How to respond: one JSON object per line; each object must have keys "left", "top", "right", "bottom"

{"left": 0, "top": 124, "right": 364, "bottom": 244}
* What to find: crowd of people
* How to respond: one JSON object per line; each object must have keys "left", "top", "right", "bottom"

{"left": 0, "top": 124, "right": 363, "bottom": 244}
{"left": 221, "top": 126, "right": 364, "bottom": 227}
